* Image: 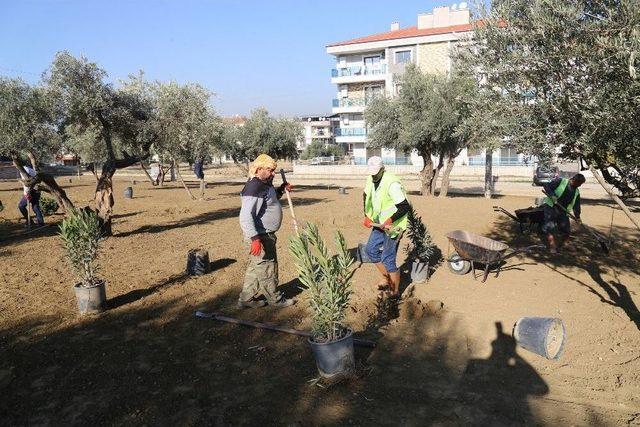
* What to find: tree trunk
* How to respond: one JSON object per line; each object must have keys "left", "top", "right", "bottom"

{"left": 12, "top": 157, "right": 75, "bottom": 213}
{"left": 419, "top": 153, "right": 435, "bottom": 196}
{"left": 589, "top": 165, "right": 640, "bottom": 231}
{"left": 199, "top": 178, "right": 206, "bottom": 199}
{"left": 170, "top": 161, "right": 176, "bottom": 181}
{"left": 88, "top": 163, "right": 99, "bottom": 182}
{"left": 94, "top": 161, "right": 116, "bottom": 235}
{"left": 484, "top": 151, "right": 493, "bottom": 199}
{"left": 156, "top": 163, "right": 166, "bottom": 186}
{"left": 431, "top": 154, "right": 444, "bottom": 195}
{"left": 173, "top": 159, "right": 197, "bottom": 200}
{"left": 139, "top": 161, "right": 157, "bottom": 186}
{"left": 439, "top": 153, "right": 457, "bottom": 198}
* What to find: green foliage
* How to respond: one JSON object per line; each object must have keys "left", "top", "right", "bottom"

{"left": 0, "top": 77, "right": 60, "bottom": 162}
{"left": 39, "top": 196, "right": 59, "bottom": 216}
{"left": 457, "top": 0, "right": 640, "bottom": 197}
{"left": 300, "top": 140, "right": 345, "bottom": 160}
{"left": 58, "top": 209, "right": 103, "bottom": 287}
{"left": 288, "top": 223, "right": 355, "bottom": 342}
{"left": 405, "top": 205, "right": 437, "bottom": 263}
{"left": 222, "top": 108, "right": 302, "bottom": 164}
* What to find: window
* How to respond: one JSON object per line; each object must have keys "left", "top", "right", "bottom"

{"left": 395, "top": 50, "right": 412, "bottom": 64}
{"left": 364, "top": 56, "right": 381, "bottom": 68}
{"left": 364, "top": 85, "right": 383, "bottom": 102}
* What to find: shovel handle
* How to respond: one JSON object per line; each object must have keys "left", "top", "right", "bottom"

{"left": 280, "top": 169, "right": 299, "bottom": 235}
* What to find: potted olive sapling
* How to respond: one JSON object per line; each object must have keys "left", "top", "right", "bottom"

{"left": 59, "top": 208, "right": 107, "bottom": 314}
{"left": 405, "top": 205, "right": 438, "bottom": 284}
{"left": 289, "top": 222, "right": 356, "bottom": 378}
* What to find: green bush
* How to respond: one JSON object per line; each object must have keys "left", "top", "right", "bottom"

{"left": 59, "top": 209, "right": 103, "bottom": 287}
{"left": 39, "top": 196, "right": 59, "bottom": 216}
{"left": 405, "top": 204, "right": 437, "bottom": 263}
{"left": 289, "top": 223, "right": 354, "bottom": 342}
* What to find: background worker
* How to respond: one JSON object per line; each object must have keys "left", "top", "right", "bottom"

{"left": 362, "top": 156, "right": 410, "bottom": 297}
{"left": 237, "top": 154, "right": 295, "bottom": 309}
{"left": 542, "top": 173, "right": 586, "bottom": 253}
{"left": 17, "top": 164, "right": 44, "bottom": 227}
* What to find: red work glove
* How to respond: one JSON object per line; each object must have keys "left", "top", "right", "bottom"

{"left": 24, "top": 193, "right": 32, "bottom": 201}
{"left": 280, "top": 183, "right": 293, "bottom": 192}
{"left": 382, "top": 218, "right": 393, "bottom": 230}
{"left": 363, "top": 217, "right": 373, "bottom": 228}
{"left": 250, "top": 238, "right": 263, "bottom": 256}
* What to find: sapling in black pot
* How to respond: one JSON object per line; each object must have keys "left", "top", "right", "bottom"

{"left": 289, "top": 222, "right": 356, "bottom": 378}
{"left": 59, "top": 208, "right": 107, "bottom": 314}
{"left": 405, "top": 205, "right": 438, "bottom": 283}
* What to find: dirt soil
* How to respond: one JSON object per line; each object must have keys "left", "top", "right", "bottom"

{"left": 1, "top": 176, "right": 639, "bottom": 426}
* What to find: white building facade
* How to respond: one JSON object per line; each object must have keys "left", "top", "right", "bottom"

{"left": 326, "top": 4, "right": 530, "bottom": 167}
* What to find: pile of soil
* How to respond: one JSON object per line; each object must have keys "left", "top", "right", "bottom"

{"left": 0, "top": 177, "right": 638, "bottom": 425}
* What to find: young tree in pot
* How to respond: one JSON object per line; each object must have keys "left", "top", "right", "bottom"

{"left": 405, "top": 205, "right": 438, "bottom": 284}
{"left": 59, "top": 208, "right": 106, "bottom": 314}
{"left": 289, "top": 222, "right": 356, "bottom": 378}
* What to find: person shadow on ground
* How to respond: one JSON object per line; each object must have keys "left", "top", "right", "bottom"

{"left": 455, "top": 322, "right": 549, "bottom": 425}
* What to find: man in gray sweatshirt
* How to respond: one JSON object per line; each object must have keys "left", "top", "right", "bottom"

{"left": 237, "top": 154, "right": 295, "bottom": 309}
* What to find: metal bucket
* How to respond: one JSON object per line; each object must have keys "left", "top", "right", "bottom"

{"left": 513, "top": 317, "right": 566, "bottom": 360}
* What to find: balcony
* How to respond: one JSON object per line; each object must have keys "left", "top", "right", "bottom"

{"left": 335, "top": 127, "right": 367, "bottom": 136}
{"left": 331, "top": 98, "right": 375, "bottom": 113}
{"left": 331, "top": 64, "right": 388, "bottom": 84}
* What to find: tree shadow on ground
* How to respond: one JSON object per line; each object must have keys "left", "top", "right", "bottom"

{"left": 3, "top": 280, "right": 623, "bottom": 424}
{"left": 486, "top": 214, "right": 640, "bottom": 330}
{"left": 209, "top": 257, "right": 236, "bottom": 272}
{"left": 108, "top": 272, "right": 190, "bottom": 309}
{"left": 0, "top": 221, "right": 60, "bottom": 250}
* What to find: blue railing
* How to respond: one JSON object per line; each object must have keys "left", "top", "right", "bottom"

{"left": 331, "top": 98, "right": 372, "bottom": 108}
{"left": 468, "top": 156, "right": 526, "bottom": 166}
{"left": 331, "top": 64, "right": 387, "bottom": 78}
{"left": 336, "top": 127, "right": 367, "bottom": 136}
{"left": 382, "top": 157, "right": 412, "bottom": 165}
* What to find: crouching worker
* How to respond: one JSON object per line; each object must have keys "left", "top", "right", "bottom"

{"left": 542, "top": 173, "right": 585, "bottom": 253}
{"left": 362, "top": 156, "right": 410, "bottom": 297}
{"left": 237, "top": 154, "right": 295, "bottom": 309}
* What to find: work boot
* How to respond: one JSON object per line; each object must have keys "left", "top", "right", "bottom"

{"left": 269, "top": 296, "right": 296, "bottom": 308}
{"left": 236, "top": 299, "right": 267, "bottom": 309}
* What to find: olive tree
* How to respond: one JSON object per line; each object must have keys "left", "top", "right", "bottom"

{"left": 0, "top": 77, "right": 75, "bottom": 210}
{"left": 457, "top": 0, "right": 640, "bottom": 223}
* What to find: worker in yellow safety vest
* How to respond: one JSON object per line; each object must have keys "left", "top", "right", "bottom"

{"left": 542, "top": 173, "right": 585, "bottom": 253}
{"left": 362, "top": 156, "right": 410, "bottom": 297}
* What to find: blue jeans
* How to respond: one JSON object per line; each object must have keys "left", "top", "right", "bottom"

{"left": 365, "top": 228, "right": 402, "bottom": 273}
{"left": 18, "top": 193, "right": 44, "bottom": 225}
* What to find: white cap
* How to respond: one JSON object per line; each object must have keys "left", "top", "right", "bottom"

{"left": 367, "top": 156, "right": 384, "bottom": 175}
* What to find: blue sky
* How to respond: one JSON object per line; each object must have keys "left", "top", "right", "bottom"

{"left": 1, "top": 0, "right": 449, "bottom": 117}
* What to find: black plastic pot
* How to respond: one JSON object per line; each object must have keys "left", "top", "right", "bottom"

{"left": 308, "top": 329, "right": 355, "bottom": 378}
{"left": 410, "top": 260, "right": 430, "bottom": 283}
{"left": 74, "top": 281, "right": 107, "bottom": 315}
{"left": 186, "top": 249, "right": 211, "bottom": 276}
{"left": 124, "top": 187, "right": 133, "bottom": 199}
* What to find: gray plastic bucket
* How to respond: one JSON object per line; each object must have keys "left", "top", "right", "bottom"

{"left": 74, "top": 281, "right": 107, "bottom": 315}
{"left": 410, "top": 260, "right": 430, "bottom": 283}
{"left": 308, "top": 329, "right": 355, "bottom": 378}
{"left": 356, "top": 243, "right": 374, "bottom": 263}
{"left": 124, "top": 187, "right": 133, "bottom": 199}
{"left": 513, "top": 317, "right": 566, "bottom": 360}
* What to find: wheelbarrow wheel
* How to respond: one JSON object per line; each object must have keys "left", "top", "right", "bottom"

{"left": 448, "top": 251, "right": 472, "bottom": 275}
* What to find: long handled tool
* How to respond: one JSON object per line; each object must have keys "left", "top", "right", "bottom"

{"left": 279, "top": 169, "right": 299, "bottom": 235}
{"left": 195, "top": 311, "right": 376, "bottom": 348}
{"left": 543, "top": 191, "right": 609, "bottom": 254}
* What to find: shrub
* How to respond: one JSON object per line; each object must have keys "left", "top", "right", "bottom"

{"left": 59, "top": 209, "right": 103, "bottom": 287}
{"left": 300, "top": 141, "right": 345, "bottom": 160}
{"left": 39, "top": 196, "right": 59, "bottom": 216}
{"left": 405, "top": 204, "right": 437, "bottom": 263}
{"left": 289, "top": 222, "right": 354, "bottom": 342}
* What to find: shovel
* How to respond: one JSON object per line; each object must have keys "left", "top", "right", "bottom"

{"left": 543, "top": 191, "right": 609, "bottom": 254}
{"left": 280, "top": 169, "right": 299, "bottom": 235}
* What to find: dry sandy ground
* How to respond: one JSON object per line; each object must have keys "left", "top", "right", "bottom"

{"left": 0, "top": 176, "right": 639, "bottom": 426}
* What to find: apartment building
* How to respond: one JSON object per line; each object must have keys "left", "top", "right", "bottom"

{"left": 297, "top": 114, "right": 339, "bottom": 152}
{"left": 326, "top": 4, "right": 528, "bottom": 167}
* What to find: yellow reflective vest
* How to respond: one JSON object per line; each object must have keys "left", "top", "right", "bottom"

{"left": 364, "top": 172, "right": 408, "bottom": 238}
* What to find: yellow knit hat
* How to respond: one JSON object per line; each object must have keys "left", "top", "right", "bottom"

{"left": 250, "top": 154, "right": 277, "bottom": 176}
